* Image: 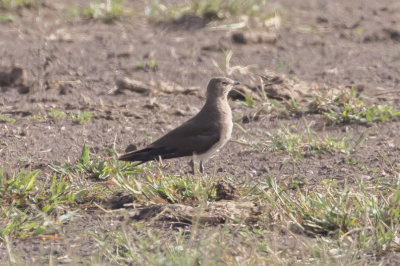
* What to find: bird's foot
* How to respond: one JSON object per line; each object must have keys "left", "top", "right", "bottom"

{"left": 189, "top": 160, "right": 195, "bottom": 175}
{"left": 199, "top": 161, "right": 204, "bottom": 174}
{"left": 189, "top": 160, "right": 204, "bottom": 175}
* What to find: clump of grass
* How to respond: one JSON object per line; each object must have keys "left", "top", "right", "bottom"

{"left": 354, "top": 27, "right": 363, "bottom": 36}
{"left": 250, "top": 96, "right": 295, "bottom": 118}
{"left": 65, "top": 0, "right": 130, "bottom": 23}
{"left": 89, "top": 173, "right": 400, "bottom": 264}
{"left": 72, "top": 111, "right": 92, "bottom": 124}
{"left": 47, "top": 109, "right": 92, "bottom": 124}
{"left": 0, "top": 0, "right": 34, "bottom": 9}
{"left": 242, "top": 80, "right": 400, "bottom": 126}
{"left": 242, "top": 92, "right": 255, "bottom": 107}
{"left": 0, "top": 145, "right": 146, "bottom": 238}
{"left": 51, "top": 144, "right": 219, "bottom": 203}
{"left": 50, "top": 144, "right": 143, "bottom": 180}
{"left": 28, "top": 114, "right": 44, "bottom": 120}
{"left": 90, "top": 222, "right": 271, "bottom": 265}
{"left": 268, "top": 125, "right": 356, "bottom": 157}
{"left": 262, "top": 175, "right": 400, "bottom": 254}
{"left": 192, "top": 0, "right": 271, "bottom": 20}
{"left": 308, "top": 87, "right": 400, "bottom": 124}
{"left": 0, "top": 168, "right": 40, "bottom": 207}
{"left": 144, "top": 0, "right": 182, "bottom": 22}
{"left": 51, "top": 144, "right": 221, "bottom": 204}
{"left": 48, "top": 108, "right": 67, "bottom": 119}
{"left": 114, "top": 171, "right": 218, "bottom": 203}
{"left": 235, "top": 124, "right": 356, "bottom": 158}
{"left": 53, "top": 145, "right": 224, "bottom": 204}
{"left": 3, "top": 143, "right": 400, "bottom": 264}
{"left": 267, "top": 125, "right": 303, "bottom": 157}
{"left": 0, "top": 0, "right": 41, "bottom": 22}
{"left": 0, "top": 114, "right": 16, "bottom": 123}
{"left": 0, "top": 168, "right": 87, "bottom": 238}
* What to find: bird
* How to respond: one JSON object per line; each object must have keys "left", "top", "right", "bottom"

{"left": 118, "top": 77, "right": 240, "bottom": 173}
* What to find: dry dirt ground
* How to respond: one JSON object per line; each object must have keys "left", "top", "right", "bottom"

{"left": 1, "top": 0, "right": 400, "bottom": 264}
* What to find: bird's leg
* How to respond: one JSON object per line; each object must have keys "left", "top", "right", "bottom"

{"left": 199, "top": 161, "right": 204, "bottom": 174}
{"left": 190, "top": 154, "right": 202, "bottom": 175}
{"left": 188, "top": 159, "right": 203, "bottom": 175}
{"left": 189, "top": 160, "right": 195, "bottom": 174}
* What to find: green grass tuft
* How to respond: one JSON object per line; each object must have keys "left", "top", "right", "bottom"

{"left": 65, "top": 0, "right": 130, "bottom": 23}
{"left": 0, "top": 168, "right": 87, "bottom": 238}
{"left": 308, "top": 87, "right": 400, "bottom": 124}
{"left": 0, "top": 0, "right": 34, "bottom": 9}
{"left": 0, "top": 115, "right": 16, "bottom": 123}
{"left": 114, "top": 172, "right": 218, "bottom": 203}
{"left": 50, "top": 144, "right": 144, "bottom": 180}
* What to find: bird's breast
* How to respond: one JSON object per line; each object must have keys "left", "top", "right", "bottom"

{"left": 217, "top": 101, "right": 233, "bottom": 143}
{"left": 195, "top": 100, "right": 232, "bottom": 162}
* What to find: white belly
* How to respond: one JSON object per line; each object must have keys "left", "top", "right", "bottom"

{"left": 197, "top": 118, "right": 232, "bottom": 163}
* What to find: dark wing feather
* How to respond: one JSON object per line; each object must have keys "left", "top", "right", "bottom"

{"left": 118, "top": 115, "right": 220, "bottom": 163}
{"left": 118, "top": 147, "right": 176, "bottom": 162}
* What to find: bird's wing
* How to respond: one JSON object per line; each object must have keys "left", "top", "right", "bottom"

{"left": 118, "top": 117, "right": 220, "bottom": 162}
{"left": 150, "top": 117, "right": 220, "bottom": 156}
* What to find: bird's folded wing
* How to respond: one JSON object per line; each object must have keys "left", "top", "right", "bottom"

{"left": 150, "top": 119, "right": 221, "bottom": 157}
{"left": 119, "top": 112, "right": 221, "bottom": 162}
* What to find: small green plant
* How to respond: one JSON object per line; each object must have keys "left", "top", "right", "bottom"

{"left": 274, "top": 60, "right": 291, "bottom": 71}
{"left": 267, "top": 125, "right": 303, "bottom": 157}
{"left": 48, "top": 109, "right": 67, "bottom": 119}
{"left": 135, "top": 59, "right": 158, "bottom": 71}
{"left": 73, "top": 111, "right": 92, "bottom": 124}
{"left": 0, "top": 115, "right": 15, "bottom": 123}
{"left": 47, "top": 109, "right": 92, "bottom": 124}
{"left": 28, "top": 115, "right": 44, "bottom": 120}
{"left": 0, "top": 168, "right": 40, "bottom": 205}
{"left": 144, "top": 0, "right": 182, "bottom": 21}
{"left": 354, "top": 27, "right": 363, "bottom": 36}
{"left": 244, "top": 93, "right": 255, "bottom": 107}
{"left": 231, "top": 90, "right": 255, "bottom": 108}
{"left": 0, "top": 13, "right": 13, "bottom": 23}
{"left": 135, "top": 61, "right": 143, "bottom": 69}
{"left": 148, "top": 59, "right": 157, "bottom": 68}
{"left": 65, "top": 0, "right": 130, "bottom": 23}
{"left": 43, "top": 175, "right": 88, "bottom": 211}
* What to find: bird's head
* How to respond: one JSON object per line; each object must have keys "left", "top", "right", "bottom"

{"left": 206, "top": 77, "right": 240, "bottom": 99}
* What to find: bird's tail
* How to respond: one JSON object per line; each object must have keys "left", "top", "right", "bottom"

{"left": 118, "top": 148, "right": 153, "bottom": 162}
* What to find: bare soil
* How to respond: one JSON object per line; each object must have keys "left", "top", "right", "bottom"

{"left": 1, "top": 0, "right": 400, "bottom": 264}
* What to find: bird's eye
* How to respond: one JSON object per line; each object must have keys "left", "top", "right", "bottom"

{"left": 221, "top": 81, "right": 228, "bottom": 85}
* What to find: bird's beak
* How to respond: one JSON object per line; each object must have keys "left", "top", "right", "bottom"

{"left": 233, "top": 81, "right": 240, "bottom": 86}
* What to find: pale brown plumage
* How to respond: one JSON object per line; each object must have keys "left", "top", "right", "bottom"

{"left": 118, "top": 77, "right": 240, "bottom": 173}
